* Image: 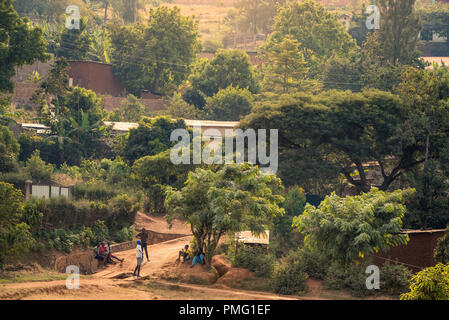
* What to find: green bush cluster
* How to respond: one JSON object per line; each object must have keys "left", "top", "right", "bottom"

{"left": 233, "top": 245, "right": 275, "bottom": 278}
{"left": 324, "top": 261, "right": 411, "bottom": 297}
{"left": 270, "top": 251, "right": 308, "bottom": 295}
{"left": 401, "top": 263, "right": 449, "bottom": 300}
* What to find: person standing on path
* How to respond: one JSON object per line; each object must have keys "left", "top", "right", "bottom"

{"left": 133, "top": 240, "right": 143, "bottom": 278}
{"left": 136, "top": 227, "right": 150, "bottom": 262}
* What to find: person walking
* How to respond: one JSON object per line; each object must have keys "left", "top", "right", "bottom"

{"left": 133, "top": 240, "right": 143, "bottom": 278}
{"left": 136, "top": 228, "right": 150, "bottom": 262}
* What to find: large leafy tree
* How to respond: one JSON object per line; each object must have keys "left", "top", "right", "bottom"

{"left": 165, "top": 163, "right": 285, "bottom": 262}
{"left": 262, "top": 37, "right": 316, "bottom": 94}
{"left": 0, "top": 0, "right": 49, "bottom": 92}
{"left": 240, "top": 89, "right": 430, "bottom": 194}
{"left": 293, "top": 188, "right": 415, "bottom": 265}
{"left": 265, "top": 0, "right": 356, "bottom": 65}
{"left": 396, "top": 66, "right": 449, "bottom": 228}
{"left": 109, "top": 6, "right": 200, "bottom": 95}
{"left": 184, "top": 49, "right": 259, "bottom": 109}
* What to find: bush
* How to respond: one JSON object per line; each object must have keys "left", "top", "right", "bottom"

{"left": 24, "top": 150, "right": 54, "bottom": 184}
{"left": 324, "top": 262, "right": 372, "bottom": 296}
{"left": 380, "top": 262, "right": 411, "bottom": 296}
{"left": 233, "top": 245, "right": 275, "bottom": 277}
{"left": 271, "top": 251, "right": 308, "bottom": 295}
{"left": 434, "top": 226, "right": 449, "bottom": 264}
{"left": 294, "top": 247, "right": 328, "bottom": 280}
{"left": 400, "top": 263, "right": 449, "bottom": 300}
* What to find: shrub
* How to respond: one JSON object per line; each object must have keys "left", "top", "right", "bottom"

{"left": 400, "top": 263, "right": 449, "bottom": 300}
{"left": 233, "top": 245, "right": 275, "bottom": 277}
{"left": 294, "top": 247, "right": 328, "bottom": 280}
{"left": 324, "top": 262, "right": 373, "bottom": 296}
{"left": 380, "top": 262, "right": 411, "bottom": 296}
{"left": 24, "top": 150, "right": 54, "bottom": 184}
{"left": 434, "top": 226, "right": 449, "bottom": 264}
{"left": 271, "top": 251, "right": 308, "bottom": 295}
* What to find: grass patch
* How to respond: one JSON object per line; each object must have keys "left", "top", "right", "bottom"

{"left": 0, "top": 270, "right": 87, "bottom": 284}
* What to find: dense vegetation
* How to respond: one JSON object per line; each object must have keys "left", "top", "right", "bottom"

{"left": 2, "top": 0, "right": 449, "bottom": 298}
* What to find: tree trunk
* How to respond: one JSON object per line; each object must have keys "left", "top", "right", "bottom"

{"left": 104, "top": 1, "right": 109, "bottom": 24}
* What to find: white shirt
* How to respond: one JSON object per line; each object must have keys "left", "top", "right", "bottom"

{"left": 136, "top": 244, "right": 143, "bottom": 259}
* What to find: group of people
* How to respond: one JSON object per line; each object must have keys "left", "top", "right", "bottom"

{"left": 177, "top": 244, "right": 205, "bottom": 268}
{"left": 94, "top": 242, "right": 124, "bottom": 267}
{"left": 94, "top": 227, "right": 206, "bottom": 279}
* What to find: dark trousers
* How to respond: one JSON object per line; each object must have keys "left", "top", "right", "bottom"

{"left": 142, "top": 243, "right": 149, "bottom": 260}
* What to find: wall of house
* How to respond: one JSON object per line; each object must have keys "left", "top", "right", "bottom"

{"left": 372, "top": 230, "right": 445, "bottom": 272}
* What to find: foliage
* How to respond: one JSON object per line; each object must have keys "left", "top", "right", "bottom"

{"left": 24, "top": 150, "right": 54, "bottom": 184}
{"left": 109, "top": 6, "right": 200, "bottom": 95}
{"left": 204, "top": 85, "right": 254, "bottom": 121}
{"left": 375, "top": 0, "right": 421, "bottom": 66}
{"left": 0, "top": 0, "right": 49, "bottom": 92}
{"left": 165, "top": 163, "right": 285, "bottom": 262}
{"left": 55, "top": 17, "right": 93, "bottom": 60}
{"left": 233, "top": 245, "right": 274, "bottom": 277}
{"left": 0, "top": 125, "right": 20, "bottom": 173}
{"left": 166, "top": 93, "right": 201, "bottom": 120}
{"left": 261, "top": 37, "right": 317, "bottom": 94}
{"left": 265, "top": 0, "right": 356, "bottom": 66}
{"left": 270, "top": 250, "right": 308, "bottom": 295}
{"left": 124, "top": 116, "right": 187, "bottom": 163}
{"left": 184, "top": 50, "right": 259, "bottom": 109}
{"left": 380, "top": 262, "right": 412, "bottom": 296}
{"left": 400, "top": 263, "right": 449, "bottom": 300}
{"left": 434, "top": 226, "right": 449, "bottom": 264}
{"left": 0, "top": 182, "right": 34, "bottom": 269}
{"left": 293, "top": 188, "right": 415, "bottom": 265}
{"left": 271, "top": 186, "right": 306, "bottom": 256}
{"left": 120, "top": 94, "right": 146, "bottom": 122}
{"left": 241, "top": 89, "right": 426, "bottom": 193}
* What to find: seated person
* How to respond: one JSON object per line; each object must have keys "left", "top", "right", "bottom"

{"left": 177, "top": 244, "right": 191, "bottom": 263}
{"left": 106, "top": 242, "right": 124, "bottom": 264}
{"left": 94, "top": 242, "right": 107, "bottom": 266}
{"left": 190, "top": 247, "right": 205, "bottom": 268}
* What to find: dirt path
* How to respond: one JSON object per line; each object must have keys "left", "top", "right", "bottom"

{"left": 0, "top": 235, "right": 305, "bottom": 300}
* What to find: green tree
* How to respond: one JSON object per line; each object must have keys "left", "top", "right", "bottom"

{"left": 184, "top": 49, "right": 259, "bottom": 109}
{"left": 0, "top": 0, "right": 49, "bottom": 92}
{"left": 121, "top": 94, "right": 146, "bottom": 122}
{"left": 55, "top": 17, "right": 93, "bottom": 60}
{"left": 0, "top": 125, "right": 20, "bottom": 172}
{"left": 0, "top": 182, "right": 34, "bottom": 269}
{"left": 400, "top": 263, "right": 449, "bottom": 300}
{"left": 204, "top": 85, "right": 254, "bottom": 121}
{"left": 262, "top": 37, "right": 315, "bottom": 94}
{"left": 265, "top": 0, "right": 356, "bottom": 65}
{"left": 109, "top": 6, "right": 200, "bottom": 95}
{"left": 293, "top": 188, "right": 415, "bottom": 265}
{"left": 375, "top": 0, "right": 421, "bottom": 66}
{"left": 124, "top": 116, "right": 187, "bottom": 164}
{"left": 396, "top": 67, "right": 449, "bottom": 228}
{"left": 241, "top": 89, "right": 428, "bottom": 193}
{"left": 165, "top": 163, "right": 285, "bottom": 262}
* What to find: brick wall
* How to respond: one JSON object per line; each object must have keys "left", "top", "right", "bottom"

{"left": 372, "top": 230, "right": 445, "bottom": 272}
{"left": 68, "top": 60, "right": 126, "bottom": 97}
